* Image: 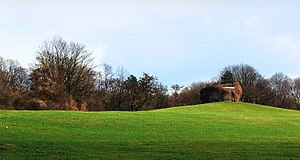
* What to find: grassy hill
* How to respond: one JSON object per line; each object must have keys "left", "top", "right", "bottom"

{"left": 1, "top": 102, "right": 300, "bottom": 159}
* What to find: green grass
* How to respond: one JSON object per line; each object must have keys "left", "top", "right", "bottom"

{"left": 1, "top": 102, "right": 300, "bottom": 159}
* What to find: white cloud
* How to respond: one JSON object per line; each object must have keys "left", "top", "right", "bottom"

{"left": 242, "top": 16, "right": 300, "bottom": 63}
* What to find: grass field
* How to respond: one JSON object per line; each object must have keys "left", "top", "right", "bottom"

{"left": 1, "top": 102, "right": 300, "bottom": 159}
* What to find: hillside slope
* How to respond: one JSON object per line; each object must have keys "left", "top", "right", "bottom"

{"left": 1, "top": 102, "right": 300, "bottom": 159}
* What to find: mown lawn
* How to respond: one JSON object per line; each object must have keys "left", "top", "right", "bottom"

{"left": 1, "top": 102, "right": 300, "bottom": 159}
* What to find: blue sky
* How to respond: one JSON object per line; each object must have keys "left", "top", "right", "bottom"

{"left": 1, "top": 0, "right": 300, "bottom": 87}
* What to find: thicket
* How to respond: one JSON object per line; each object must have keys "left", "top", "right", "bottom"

{"left": 0, "top": 37, "right": 299, "bottom": 110}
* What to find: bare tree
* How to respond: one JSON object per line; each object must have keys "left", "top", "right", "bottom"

{"left": 95, "top": 64, "right": 129, "bottom": 110}
{"left": 179, "top": 82, "right": 207, "bottom": 105}
{"left": 293, "top": 77, "right": 300, "bottom": 104}
{"left": 107, "top": 66, "right": 128, "bottom": 110}
{"left": 97, "top": 64, "right": 114, "bottom": 91}
{"left": 0, "top": 57, "right": 30, "bottom": 108}
{"left": 171, "top": 84, "right": 184, "bottom": 106}
{"left": 0, "top": 57, "right": 15, "bottom": 106}
{"left": 220, "top": 64, "right": 266, "bottom": 103}
{"left": 95, "top": 64, "right": 114, "bottom": 108}
{"left": 269, "top": 73, "right": 295, "bottom": 108}
{"left": 32, "top": 37, "right": 96, "bottom": 110}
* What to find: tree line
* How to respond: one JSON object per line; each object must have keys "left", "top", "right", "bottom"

{"left": 0, "top": 37, "right": 299, "bottom": 111}
{"left": 170, "top": 64, "right": 300, "bottom": 110}
{"left": 0, "top": 37, "right": 168, "bottom": 111}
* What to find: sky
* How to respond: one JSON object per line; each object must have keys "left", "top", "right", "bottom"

{"left": 1, "top": 0, "right": 300, "bottom": 87}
